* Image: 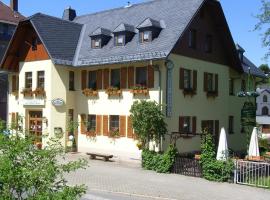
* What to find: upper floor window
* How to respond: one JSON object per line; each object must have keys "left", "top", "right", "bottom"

{"left": 229, "top": 79, "right": 234, "bottom": 96}
{"left": 32, "top": 37, "right": 38, "bottom": 51}
{"left": 87, "top": 115, "right": 96, "bottom": 132}
{"left": 206, "top": 73, "right": 214, "bottom": 92}
{"left": 183, "top": 69, "right": 192, "bottom": 90}
{"left": 188, "top": 29, "right": 197, "bottom": 49}
{"left": 204, "top": 72, "right": 218, "bottom": 96}
{"left": 263, "top": 95, "right": 268, "bottom": 103}
{"left": 115, "top": 35, "right": 125, "bottom": 46}
{"left": 91, "top": 38, "right": 101, "bottom": 48}
{"left": 11, "top": 75, "right": 19, "bottom": 93}
{"left": 25, "top": 72, "right": 32, "bottom": 89}
{"left": 69, "top": 71, "right": 75, "bottom": 91}
{"left": 111, "top": 69, "right": 120, "bottom": 88}
{"left": 135, "top": 67, "right": 147, "bottom": 86}
{"left": 262, "top": 106, "right": 269, "bottom": 116}
{"left": 205, "top": 34, "right": 213, "bottom": 53}
{"left": 88, "top": 71, "right": 97, "bottom": 90}
{"left": 140, "top": 31, "right": 152, "bottom": 43}
{"left": 110, "top": 115, "right": 119, "bottom": 131}
{"left": 37, "top": 71, "right": 45, "bottom": 88}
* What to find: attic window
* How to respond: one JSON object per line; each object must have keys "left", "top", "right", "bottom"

{"left": 115, "top": 35, "right": 125, "bottom": 46}
{"left": 91, "top": 38, "right": 101, "bottom": 48}
{"left": 140, "top": 31, "right": 152, "bottom": 43}
{"left": 205, "top": 34, "right": 213, "bottom": 53}
{"left": 32, "top": 37, "right": 38, "bottom": 51}
{"left": 188, "top": 29, "right": 196, "bottom": 49}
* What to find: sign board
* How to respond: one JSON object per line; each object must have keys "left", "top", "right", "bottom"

{"left": 22, "top": 99, "right": 45, "bottom": 106}
{"left": 51, "top": 98, "right": 65, "bottom": 107}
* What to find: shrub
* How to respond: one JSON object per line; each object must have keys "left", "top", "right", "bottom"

{"left": 142, "top": 145, "right": 177, "bottom": 173}
{"left": 200, "top": 132, "right": 234, "bottom": 182}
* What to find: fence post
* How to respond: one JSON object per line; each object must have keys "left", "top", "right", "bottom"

{"left": 234, "top": 159, "right": 237, "bottom": 184}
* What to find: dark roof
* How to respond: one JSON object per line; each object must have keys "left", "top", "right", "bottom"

{"left": 137, "top": 18, "right": 161, "bottom": 29}
{"left": 242, "top": 55, "right": 266, "bottom": 78}
{"left": 113, "top": 23, "right": 135, "bottom": 33}
{"left": 0, "top": 1, "right": 25, "bottom": 24}
{"left": 28, "top": 13, "right": 83, "bottom": 65}
{"left": 90, "top": 27, "right": 112, "bottom": 37}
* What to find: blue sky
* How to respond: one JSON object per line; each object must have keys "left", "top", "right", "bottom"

{"left": 2, "top": 0, "right": 268, "bottom": 66}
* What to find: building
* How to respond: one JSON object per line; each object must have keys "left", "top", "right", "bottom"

{"left": 0, "top": 0, "right": 265, "bottom": 160}
{"left": 0, "top": 0, "right": 24, "bottom": 121}
{"left": 257, "top": 87, "right": 270, "bottom": 134}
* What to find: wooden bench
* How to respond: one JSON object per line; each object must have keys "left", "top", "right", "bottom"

{"left": 86, "top": 152, "right": 113, "bottom": 161}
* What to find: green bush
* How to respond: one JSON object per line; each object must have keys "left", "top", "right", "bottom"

{"left": 200, "top": 132, "right": 234, "bottom": 182}
{"left": 142, "top": 145, "right": 177, "bottom": 173}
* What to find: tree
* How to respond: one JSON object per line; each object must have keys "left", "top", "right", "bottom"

{"left": 259, "top": 64, "right": 270, "bottom": 74}
{"left": 0, "top": 133, "right": 87, "bottom": 199}
{"left": 255, "top": 0, "right": 270, "bottom": 58}
{"left": 130, "top": 100, "right": 167, "bottom": 149}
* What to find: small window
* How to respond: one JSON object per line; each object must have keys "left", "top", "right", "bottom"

{"left": 140, "top": 31, "right": 152, "bottom": 43}
{"left": 229, "top": 79, "right": 234, "bottom": 96}
{"left": 229, "top": 116, "right": 234, "bottom": 134}
{"left": 110, "top": 115, "right": 119, "bottom": 131}
{"left": 184, "top": 69, "right": 192, "bottom": 90}
{"left": 11, "top": 75, "right": 19, "bottom": 92}
{"left": 91, "top": 38, "right": 101, "bottom": 48}
{"left": 179, "top": 116, "right": 191, "bottom": 133}
{"left": 37, "top": 71, "right": 45, "bottom": 89}
{"left": 32, "top": 37, "right": 37, "bottom": 51}
{"left": 188, "top": 29, "right": 196, "bottom": 49}
{"left": 241, "top": 79, "right": 246, "bottom": 92}
{"left": 110, "top": 69, "right": 120, "bottom": 88}
{"left": 69, "top": 71, "right": 75, "bottom": 91}
{"left": 115, "top": 35, "right": 125, "bottom": 46}
{"left": 87, "top": 115, "right": 96, "bottom": 132}
{"left": 263, "top": 95, "right": 268, "bottom": 103}
{"left": 205, "top": 34, "right": 213, "bottom": 53}
{"left": 88, "top": 71, "right": 97, "bottom": 90}
{"left": 262, "top": 107, "right": 269, "bottom": 116}
{"left": 135, "top": 67, "right": 147, "bottom": 86}
{"left": 207, "top": 73, "right": 214, "bottom": 92}
{"left": 25, "top": 72, "right": 32, "bottom": 89}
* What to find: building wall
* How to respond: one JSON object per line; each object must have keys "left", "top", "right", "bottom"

{"left": 256, "top": 90, "right": 270, "bottom": 116}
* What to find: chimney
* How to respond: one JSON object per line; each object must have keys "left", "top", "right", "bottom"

{"left": 10, "top": 0, "right": 18, "bottom": 12}
{"left": 62, "top": 6, "right": 76, "bottom": 21}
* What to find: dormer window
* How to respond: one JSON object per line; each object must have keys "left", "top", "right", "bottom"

{"left": 137, "top": 18, "right": 162, "bottom": 43}
{"left": 91, "top": 38, "right": 101, "bottom": 48}
{"left": 32, "top": 37, "right": 37, "bottom": 51}
{"left": 89, "top": 27, "right": 112, "bottom": 48}
{"left": 113, "top": 23, "right": 135, "bottom": 47}
{"left": 115, "top": 35, "right": 125, "bottom": 46}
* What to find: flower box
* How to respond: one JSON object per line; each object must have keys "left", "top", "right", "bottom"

{"left": 206, "top": 91, "right": 218, "bottom": 98}
{"left": 21, "top": 88, "right": 33, "bottom": 97}
{"left": 82, "top": 88, "right": 98, "bottom": 97}
{"left": 131, "top": 85, "right": 149, "bottom": 96}
{"left": 33, "top": 88, "right": 46, "bottom": 97}
{"left": 11, "top": 91, "right": 19, "bottom": 96}
{"left": 85, "top": 131, "right": 96, "bottom": 137}
{"left": 183, "top": 88, "right": 196, "bottom": 96}
{"left": 105, "top": 87, "right": 122, "bottom": 97}
{"left": 109, "top": 129, "right": 120, "bottom": 138}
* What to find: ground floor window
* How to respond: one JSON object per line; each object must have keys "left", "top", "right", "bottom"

{"left": 110, "top": 115, "right": 119, "bottom": 131}
{"left": 87, "top": 115, "right": 96, "bottom": 132}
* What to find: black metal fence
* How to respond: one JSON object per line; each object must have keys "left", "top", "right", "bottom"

{"left": 171, "top": 156, "right": 202, "bottom": 177}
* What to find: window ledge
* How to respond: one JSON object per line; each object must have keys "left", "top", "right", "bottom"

{"left": 206, "top": 91, "right": 218, "bottom": 98}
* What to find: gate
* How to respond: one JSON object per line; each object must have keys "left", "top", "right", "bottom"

{"left": 234, "top": 160, "right": 270, "bottom": 188}
{"left": 171, "top": 156, "right": 202, "bottom": 177}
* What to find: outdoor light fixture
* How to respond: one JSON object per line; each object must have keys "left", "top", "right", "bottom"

{"left": 54, "top": 127, "right": 63, "bottom": 138}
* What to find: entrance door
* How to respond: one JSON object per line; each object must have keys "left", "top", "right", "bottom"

{"left": 29, "top": 111, "right": 43, "bottom": 146}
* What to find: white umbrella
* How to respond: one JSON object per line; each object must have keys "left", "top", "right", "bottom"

{"left": 248, "top": 127, "right": 260, "bottom": 157}
{"left": 216, "top": 127, "right": 229, "bottom": 161}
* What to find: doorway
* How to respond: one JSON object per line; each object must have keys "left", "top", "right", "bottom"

{"left": 28, "top": 111, "right": 43, "bottom": 147}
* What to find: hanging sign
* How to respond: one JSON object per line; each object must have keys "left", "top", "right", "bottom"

{"left": 51, "top": 98, "right": 65, "bottom": 107}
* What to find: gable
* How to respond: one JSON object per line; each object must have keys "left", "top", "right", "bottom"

{"left": 1, "top": 21, "right": 50, "bottom": 71}
{"left": 171, "top": 0, "right": 241, "bottom": 71}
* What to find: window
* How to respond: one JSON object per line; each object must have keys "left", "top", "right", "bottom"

{"left": 140, "top": 31, "right": 152, "bottom": 43}
{"left": 262, "top": 107, "right": 269, "bottom": 116}
{"left": 110, "top": 115, "right": 119, "bottom": 131}
{"left": 87, "top": 115, "right": 96, "bottom": 132}
{"left": 241, "top": 79, "right": 246, "bottom": 92}
{"left": 188, "top": 29, "right": 196, "bottom": 49}
{"left": 37, "top": 71, "right": 45, "bottom": 89}
{"left": 88, "top": 71, "right": 97, "bottom": 90}
{"left": 135, "top": 67, "right": 147, "bottom": 86}
{"left": 205, "top": 34, "right": 213, "bottom": 53}
{"left": 91, "top": 38, "right": 101, "bottom": 48}
{"left": 207, "top": 73, "right": 214, "bottom": 92}
{"left": 69, "top": 71, "right": 75, "bottom": 91}
{"left": 229, "top": 116, "right": 234, "bottom": 134}
{"left": 263, "top": 95, "right": 268, "bottom": 103}
{"left": 182, "top": 117, "right": 191, "bottom": 133}
{"left": 115, "top": 35, "right": 125, "bottom": 46}
{"left": 68, "top": 109, "right": 74, "bottom": 136}
{"left": 183, "top": 69, "right": 192, "bottom": 89}
{"left": 32, "top": 37, "right": 37, "bottom": 51}
{"left": 229, "top": 79, "right": 234, "bottom": 95}
{"left": 25, "top": 72, "right": 32, "bottom": 89}
{"left": 110, "top": 69, "right": 120, "bottom": 88}
{"left": 11, "top": 75, "right": 19, "bottom": 92}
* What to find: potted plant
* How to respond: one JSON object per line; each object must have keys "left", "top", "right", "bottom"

{"left": 109, "top": 128, "right": 120, "bottom": 138}
{"left": 21, "top": 88, "right": 33, "bottom": 97}
{"left": 105, "top": 87, "right": 122, "bottom": 96}
{"left": 33, "top": 88, "right": 46, "bottom": 97}
{"left": 130, "top": 85, "right": 149, "bottom": 96}
{"left": 82, "top": 88, "right": 98, "bottom": 97}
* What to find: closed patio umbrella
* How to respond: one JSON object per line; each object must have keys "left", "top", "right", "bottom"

{"left": 216, "top": 127, "right": 229, "bottom": 161}
{"left": 248, "top": 127, "right": 260, "bottom": 157}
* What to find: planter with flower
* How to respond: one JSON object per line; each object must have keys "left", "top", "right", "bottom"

{"left": 183, "top": 88, "right": 196, "bottom": 96}
{"left": 82, "top": 88, "right": 98, "bottom": 97}
{"left": 21, "top": 88, "right": 33, "bottom": 97}
{"left": 109, "top": 128, "right": 120, "bottom": 139}
{"left": 105, "top": 87, "right": 122, "bottom": 97}
{"left": 130, "top": 85, "right": 149, "bottom": 96}
{"left": 33, "top": 88, "right": 46, "bottom": 97}
{"left": 206, "top": 90, "right": 218, "bottom": 98}
{"left": 85, "top": 128, "right": 97, "bottom": 138}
